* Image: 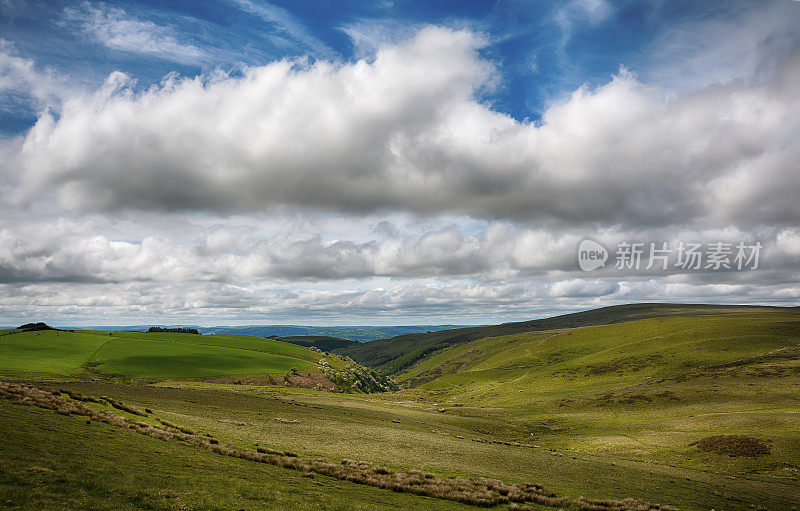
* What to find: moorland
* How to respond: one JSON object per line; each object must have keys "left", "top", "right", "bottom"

{"left": 1, "top": 303, "right": 799, "bottom": 510}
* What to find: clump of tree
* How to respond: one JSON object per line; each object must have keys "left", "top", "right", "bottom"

{"left": 17, "top": 322, "right": 55, "bottom": 332}
{"left": 147, "top": 326, "right": 200, "bottom": 334}
{"left": 318, "top": 360, "right": 399, "bottom": 394}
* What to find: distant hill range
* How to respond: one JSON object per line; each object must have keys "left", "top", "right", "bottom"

{"left": 58, "top": 324, "right": 473, "bottom": 343}
{"left": 199, "top": 325, "right": 474, "bottom": 342}
{"left": 271, "top": 335, "right": 360, "bottom": 351}
{"left": 198, "top": 325, "right": 474, "bottom": 342}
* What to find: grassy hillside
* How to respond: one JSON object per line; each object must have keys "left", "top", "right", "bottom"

{"left": 389, "top": 310, "right": 800, "bottom": 489}
{"left": 397, "top": 310, "right": 800, "bottom": 387}
{"left": 3, "top": 376, "right": 797, "bottom": 510}
{"left": 0, "top": 329, "right": 358, "bottom": 385}
{"left": 0, "top": 397, "right": 470, "bottom": 511}
{"left": 336, "top": 303, "right": 794, "bottom": 373}
{"left": 2, "top": 305, "right": 800, "bottom": 509}
{"left": 0, "top": 330, "right": 111, "bottom": 376}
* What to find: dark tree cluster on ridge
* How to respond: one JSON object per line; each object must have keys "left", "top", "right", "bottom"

{"left": 17, "top": 322, "right": 55, "bottom": 332}
{"left": 147, "top": 327, "right": 200, "bottom": 334}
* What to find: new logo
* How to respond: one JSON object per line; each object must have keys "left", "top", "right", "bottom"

{"left": 578, "top": 239, "right": 608, "bottom": 271}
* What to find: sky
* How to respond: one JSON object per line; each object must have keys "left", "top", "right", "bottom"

{"left": 0, "top": 0, "right": 799, "bottom": 326}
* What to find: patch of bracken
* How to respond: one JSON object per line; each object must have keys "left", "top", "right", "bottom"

{"left": 690, "top": 435, "right": 770, "bottom": 458}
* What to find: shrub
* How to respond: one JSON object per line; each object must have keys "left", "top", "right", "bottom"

{"left": 59, "top": 388, "right": 102, "bottom": 403}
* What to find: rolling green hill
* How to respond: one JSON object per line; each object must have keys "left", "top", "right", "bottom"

{"left": 396, "top": 309, "right": 800, "bottom": 388}
{"left": 0, "top": 329, "right": 357, "bottom": 384}
{"left": 0, "top": 329, "right": 111, "bottom": 376}
{"left": 335, "top": 303, "right": 797, "bottom": 374}
{"left": 389, "top": 309, "right": 800, "bottom": 486}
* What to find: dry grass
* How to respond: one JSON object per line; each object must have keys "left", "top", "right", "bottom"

{"left": 256, "top": 446, "right": 298, "bottom": 457}
{"left": 157, "top": 418, "right": 196, "bottom": 435}
{"left": 99, "top": 395, "right": 148, "bottom": 417}
{"left": 0, "top": 381, "right": 675, "bottom": 511}
{"left": 58, "top": 388, "right": 102, "bottom": 403}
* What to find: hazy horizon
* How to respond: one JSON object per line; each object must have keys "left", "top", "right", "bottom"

{"left": 5, "top": 300, "right": 797, "bottom": 329}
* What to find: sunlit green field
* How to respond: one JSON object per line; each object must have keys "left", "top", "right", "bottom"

{"left": 0, "top": 330, "right": 340, "bottom": 381}
{"left": 0, "top": 330, "right": 110, "bottom": 376}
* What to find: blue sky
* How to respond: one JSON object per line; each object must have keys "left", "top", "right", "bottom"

{"left": 1, "top": 0, "right": 772, "bottom": 134}
{"left": 1, "top": 1, "right": 799, "bottom": 326}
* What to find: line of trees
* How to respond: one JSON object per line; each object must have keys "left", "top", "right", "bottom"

{"left": 147, "top": 327, "right": 200, "bottom": 334}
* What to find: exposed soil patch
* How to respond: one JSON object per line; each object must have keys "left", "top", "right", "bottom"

{"left": 691, "top": 435, "right": 771, "bottom": 458}
{"left": 286, "top": 371, "right": 334, "bottom": 390}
